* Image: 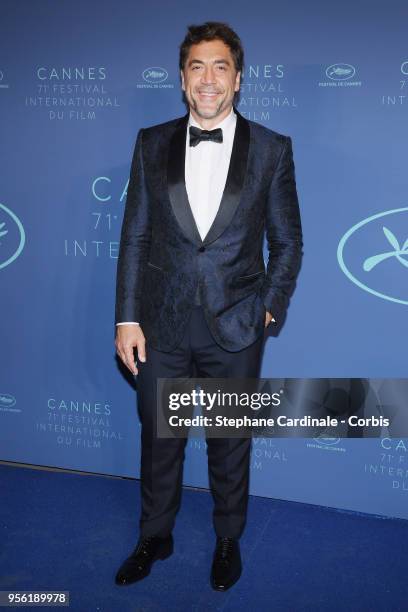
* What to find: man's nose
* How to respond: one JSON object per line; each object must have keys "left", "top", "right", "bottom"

{"left": 201, "top": 66, "right": 216, "bottom": 83}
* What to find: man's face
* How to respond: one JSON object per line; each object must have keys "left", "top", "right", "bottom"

{"left": 180, "top": 39, "right": 241, "bottom": 122}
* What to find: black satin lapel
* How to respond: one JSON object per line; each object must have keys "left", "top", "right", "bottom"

{"left": 202, "top": 110, "right": 250, "bottom": 246}
{"left": 167, "top": 113, "right": 203, "bottom": 246}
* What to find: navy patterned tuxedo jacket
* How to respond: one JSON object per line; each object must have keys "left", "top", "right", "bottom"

{"left": 115, "top": 106, "right": 303, "bottom": 352}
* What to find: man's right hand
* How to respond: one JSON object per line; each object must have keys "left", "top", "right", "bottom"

{"left": 115, "top": 324, "right": 146, "bottom": 376}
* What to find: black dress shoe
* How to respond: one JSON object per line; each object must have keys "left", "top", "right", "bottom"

{"left": 210, "top": 537, "right": 242, "bottom": 591}
{"left": 115, "top": 534, "right": 173, "bottom": 585}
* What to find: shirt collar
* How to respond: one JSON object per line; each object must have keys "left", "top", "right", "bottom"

{"left": 188, "top": 106, "right": 236, "bottom": 132}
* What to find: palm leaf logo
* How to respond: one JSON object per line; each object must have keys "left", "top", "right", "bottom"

{"left": 363, "top": 226, "right": 408, "bottom": 271}
{"left": 0, "top": 221, "right": 8, "bottom": 243}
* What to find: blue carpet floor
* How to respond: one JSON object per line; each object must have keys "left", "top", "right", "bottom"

{"left": 1, "top": 463, "right": 407, "bottom": 611}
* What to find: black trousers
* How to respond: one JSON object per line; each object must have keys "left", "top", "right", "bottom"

{"left": 136, "top": 305, "right": 264, "bottom": 539}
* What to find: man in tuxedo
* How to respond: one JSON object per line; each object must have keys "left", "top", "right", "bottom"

{"left": 114, "top": 21, "right": 302, "bottom": 591}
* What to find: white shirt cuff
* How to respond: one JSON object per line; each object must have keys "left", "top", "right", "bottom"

{"left": 116, "top": 322, "right": 140, "bottom": 326}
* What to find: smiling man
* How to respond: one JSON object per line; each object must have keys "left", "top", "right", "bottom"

{"left": 114, "top": 21, "right": 303, "bottom": 591}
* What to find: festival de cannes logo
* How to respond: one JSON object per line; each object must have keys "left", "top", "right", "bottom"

{"left": 313, "top": 436, "right": 340, "bottom": 446}
{"left": 319, "top": 62, "right": 361, "bottom": 87}
{"left": 0, "top": 394, "right": 16, "bottom": 408}
{"left": 307, "top": 435, "right": 345, "bottom": 452}
{"left": 338, "top": 207, "right": 408, "bottom": 305}
{"left": 0, "top": 203, "right": 25, "bottom": 270}
{"left": 137, "top": 67, "right": 173, "bottom": 90}
{"left": 142, "top": 67, "right": 168, "bottom": 84}
{"left": 326, "top": 63, "right": 355, "bottom": 81}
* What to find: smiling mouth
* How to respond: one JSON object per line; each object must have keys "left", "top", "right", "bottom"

{"left": 197, "top": 91, "right": 220, "bottom": 98}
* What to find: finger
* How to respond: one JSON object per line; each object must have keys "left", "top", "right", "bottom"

{"left": 116, "top": 340, "right": 139, "bottom": 375}
{"left": 124, "top": 346, "right": 138, "bottom": 375}
{"left": 136, "top": 339, "right": 146, "bottom": 363}
{"left": 116, "top": 344, "right": 126, "bottom": 364}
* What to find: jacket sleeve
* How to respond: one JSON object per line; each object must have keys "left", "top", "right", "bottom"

{"left": 115, "top": 128, "right": 152, "bottom": 324}
{"left": 260, "top": 136, "right": 303, "bottom": 325}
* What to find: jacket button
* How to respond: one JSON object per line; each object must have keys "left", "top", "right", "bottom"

{"left": 198, "top": 246, "right": 205, "bottom": 252}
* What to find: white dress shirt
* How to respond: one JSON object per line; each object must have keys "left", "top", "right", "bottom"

{"left": 185, "top": 106, "right": 236, "bottom": 240}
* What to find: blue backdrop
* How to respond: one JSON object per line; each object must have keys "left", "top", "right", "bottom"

{"left": 1, "top": 0, "right": 408, "bottom": 520}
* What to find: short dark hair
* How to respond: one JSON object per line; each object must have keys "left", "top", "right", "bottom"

{"left": 179, "top": 21, "right": 244, "bottom": 74}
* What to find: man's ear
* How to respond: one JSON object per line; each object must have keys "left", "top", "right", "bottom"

{"left": 234, "top": 70, "right": 241, "bottom": 92}
{"left": 180, "top": 70, "right": 185, "bottom": 91}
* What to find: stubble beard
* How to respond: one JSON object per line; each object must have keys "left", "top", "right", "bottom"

{"left": 189, "top": 91, "right": 230, "bottom": 121}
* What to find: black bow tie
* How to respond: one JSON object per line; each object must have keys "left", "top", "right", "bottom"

{"left": 189, "top": 126, "right": 223, "bottom": 147}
